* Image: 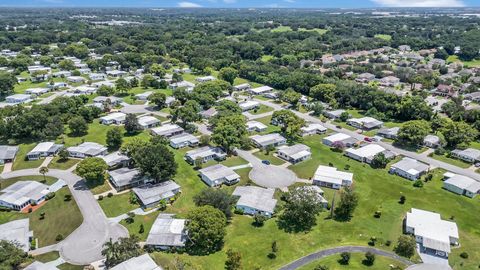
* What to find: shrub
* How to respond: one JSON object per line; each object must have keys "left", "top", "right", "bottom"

{"left": 364, "top": 252, "right": 375, "bottom": 266}
{"left": 28, "top": 208, "right": 33, "bottom": 213}
{"left": 374, "top": 210, "right": 382, "bottom": 218}
{"left": 139, "top": 224, "right": 145, "bottom": 234}
{"left": 413, "top": 180, "right": 424, "bottom": 188}
{"left": 64, "top": 194, "right": 72, "bottom": 201}
{"left": 39, "top": 212, "right": 46, "bottom": 220}
{"left": 56, "top": 234, "right": 64, "bottom": 241}
{"left": 314, "top": 265, "right": 329, "bottom": 270}
{"left": 253, "top": 213, "right": 267, "bottom": 227}
{"left": 45, "top": 192, "right": 55, "bottom": 200}
{"left": 399, "top": 195, "right": 406, "bottom": 204}
{"left": 98, "top": 195, "right": 103, "bottom": 201}
{"left": 234, "top": 208, "right": 244, "bottom": 215}
{"left": 368, "top": 236, "right": 377, "bottom": 246}
{"left": 460, "top": 252, "right": 469, "bottom": 259}
{"left": 339, "top": 252, "right": 350, "bottom": 265}
{"left": 385, "top": 240, "right": 392, "bottom": 246}
{"left": 107, "top": 192, "right": 113, "bottom": 198}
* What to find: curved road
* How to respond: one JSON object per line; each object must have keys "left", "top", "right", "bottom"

{"left": 279, "top": 246, "right": 414, "bottom": 270}
{"left": 0, "top": 168, "right": 128, "bottom": 265}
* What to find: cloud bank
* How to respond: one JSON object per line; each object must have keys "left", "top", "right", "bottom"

{"left": 178, "top": 1, "right": 202, "bottom": 7}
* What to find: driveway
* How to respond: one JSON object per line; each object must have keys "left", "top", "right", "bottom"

{"left": 279, "top": 246, "right": 414, "bottom": 270}
{"left": 0, "top": 168, "right": 128, "bottom": 265}
{"left": 236, "top": 150, "right": 297, "bottom": 188}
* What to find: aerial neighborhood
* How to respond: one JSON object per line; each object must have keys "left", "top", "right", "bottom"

{"left": 0, "top": 5, "right": 479, "bottom": 270}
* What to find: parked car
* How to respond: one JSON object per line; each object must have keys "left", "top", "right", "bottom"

{"left": 262, "top": 160, "right": 271, "bottom": 165}
{"left": 364, "top": 137, "right": 372, "bottom": 142}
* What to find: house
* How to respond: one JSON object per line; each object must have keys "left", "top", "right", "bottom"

{"left": 100, "top": 112, "right": 126, "bottom": 125}
{"left": 89, "top": 73, "right": 107, "bottom": 81}
{"left": 138, "top": 115, "right": 161, "bottom": 129}
{"left": 450, "top": 148, "right": 480, "bottom": 163}
{"left": 77, "top": 68, "right": 91, "bottom": 75}
{"left": 47, "top": 82, "right": 68, "bottom": 90}
{"left": 239, "top": 100, "right": 260, "bottom": 111}
{"left": 249, "top": 86, "right": 273, "bottom": 95}
{"left": 52, "top": 71, "right": 71, "bottom": 78}
{"left": 106, "top": 70, "right": 127, "bottom": 77}
{"left": 405, "top": 208, "right": 459, "bottom": 258}
{"left": 443, "top": 173, "right": 480, "bottom": 198}
{"left": 169, "top": 81, "right": 195, "bottom": 91}
{"left": 380, "top": 76, "right": 401, "bottom": 87}
{"left": 67, "top": 142, "right": 108, "bottom": 158}
{"left": 301, "top": 123, "right": 327, "bottom": 136}
{"left": 464, "top": 92, "right": 480, "bottom": 102}
{"left": 345, "top": 144, "right": 396, "bottom": 164}
{"left": 133, "top": 181, "right": 181, "bottom": 208}
{"left": 347, "top": 117, "right": 383, "bottom": 130}
{"left": 234, "top": 83, "right": 251, "bottom": 91}
{"left": 232, "top": 186, "right": 277, "bottom": 217}
{"left": 246, "top": 121, "right": 267, "bottom": 132}
{"left": 92, "top": 81, "right": 115, "bottom": 88}
{"left": 277, "top": 144, "right": 311, "bottom": 164}
{"left": 169, "top": 133, "right": 199, "bottom": 149}
{"left": 355, "top": 73, "right": 376, "bottom": 83}
{"left": 184, "top": 146, "right": 226, "bottom": 164}
{"left": 6, "top": 94, "right": 32, "bottom": 104}
{"left": 250, "top": 133, "right": 286, "bottom": 149}
{"left": 377, "top": 127, "right": 400, "bottom": 139}
{"left": 200, "top": 107, "right": 217, "bottom": 119}
{"left": 66, "top": 76, "right": 85, "bottom": 83}
{"left": 93, "top": 96, "right": 123, "bottom": 105}
{"left": 433, "top": 84, "right": 456, "bottom": 97}
{"left": 313, "top": 165, "right": 353, "bottom": 189}
{"left": 146, "top": 215, "right": 187, "bottom": 250}
{"left": 0, "top": 219, "right": 33, "bottom": 252}
{"left": 26, "top": 142, "right": 63, "bottom": 160}
{"left": 322, "top": 133, "right": 358, "bottom": 147}
{"left": 111, "top": 254, "right": 162, "bottom": 270}
{"left": 195, "top": 75, "right": 216, "bottom": 82}
{"left": 25, "top": 261, "right": 60, "bottom": 270}
{"left": 25, "top": 88, "right": 49, "bottom": 96}
{"left": 0, "top": 145, "right": 19, "bottom": 164}
{"left": 71, "top": 86, "right": 96, "bottom": 94}
{"left": 109, "top": 167, "right": 153, "bottom": 191}
{"left": 398, "top": 45, "right": 411, "bottom": 52}
{"left": 0, "top": 181, "right": 50, "bottom": 211}
{"left": 135, "top": 91, "right": 152, "bottom": 101}
{"left": 323, "top": 109, "right": 346, "bottom": 120}
{"left": 198, "top": 164, "right": 240, "bottom": 187}
{"left": 423, "top": 135, "right": 441, "bottom": 148}
{"left": 151, "top": 124, "right": 184, "bottom": 137}
{"left": 101, "top": 151, "right": 130, "bottom": 168}
{"left": 389, "top": 157, "right": 430, "bottom": 181}
{"left": 295, "top": 186, "right": 328, "bottom": 208}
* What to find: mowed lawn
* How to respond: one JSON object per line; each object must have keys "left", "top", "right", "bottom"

{"left": 153, "top": 134, "right": 479, "bottom": 270}
{"left": 297, "top": 252, "right": 406, "bottom": 270}
{"left": 12, "top": 143, "right": 45, "bottom": 171}
{"left": 98, "top": 192, "right": 139, "bottom": 217}
{"left": 48, "top": 156, "right": 80, "bottom": 170}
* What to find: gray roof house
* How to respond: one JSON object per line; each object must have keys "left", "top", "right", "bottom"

{"left": 151, "top": 124, "right": 184, "bottom": 138}
{"left": 93, "top": 96, "right": 123, "bottom": 105}
{"left": 26, "top": 142, "right": 63, "bottom": 160}
{"left": 377, "top": 127, "right": 400, "bottom": 139}
{"left": 301, "top": 123, "right": 327, "bottom": 136}
{"left": 108, "top": 168, "right": 153, "bottom": 191}
{"left": 67, "top": 142, "right": 107, "bottom": 158}
{"left": 423, "top": 135, "right": 441, "bottom": 148}
{"left": 313, "top": 165, "right": 353, "bottom": 189}
{"left": 450, "top": 148, "right": 480, "bottom": 163}
{"left": 250, "top": 133, "right": 286, "bottom": 149}
{"left": 0, "top": 219, "right": 33, "bottom": 252}
{"left": 101, "top": 151, "right": 130, "bottom": 168}
{"left": 24, "top": 261, "right": 60, "bottom": 270}
{"left": 233, "top": 186, "right": 277, "bottom": 217}
{"left": 111, "top": 254, "right": 163, "bottom": 270}
{"left": 169, "top": 133, "right": 199, "bottom": 149}
{"left": 246, "top": 121, "right": 267, "bottom": 132}
{"left": 347, "top": 117, "right": 383, "bottom": 130}
{"left": 0, "top": 181, "right": 50, "bottom": 211}
{"left": 184, "top": 146, "right": 227, "bottom": 164}
{"left": 198, "top": 164, "right": 240, "bottom": 187}
{"left": 345, "top": 144, "right": 396, "bottom": 164}
{"left": 99, "top": 112, "right": 126, "bottom": 125}
{"left": 0, "top": 145, "right": 19, "bottom": 164}
{"left": 389, "top": 157, "right": 430, "bottom": 181}
{"left": 443, "top": 173, "right": 480, "bottom": 198}
{"left": 323, "top": 109, "right": 346, "bottom": 119}
{"left": 277, "top": 144, "right": 311, "bottom": 164}
{"left": 200, "top": 107, "right": 218, "bottom": 119}
{"left": 146, "top": 215, "right": 187, "bottom": 249}
{"left": 133, "top": 181, "right": 181, "bottom": 208}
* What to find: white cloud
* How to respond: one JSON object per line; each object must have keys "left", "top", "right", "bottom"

{"left": 223, "top": 0, "right": 237, "bottom": 3}
{"left": 371, "top": 0, "right": 465, "bottom": 7}
{"left": 284, "top": 0, "right": 295, "bottom": 3}
{"left": 178, "top": 1, "right": 202, "bottom": 7}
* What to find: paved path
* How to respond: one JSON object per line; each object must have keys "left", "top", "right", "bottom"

{"left": 0, "top": 168, "right": 128, "bottom": 265}
{"left": 243, "top": 111, "right": 274, "bottom": 120}
{"left": 279, "top": 246, "right": 414, "bottom": 270}
{"left": 40, "top": 157, "right": 53, "bottom": 168}
{"left": 37, "top": 91, "right": 67, "bottom": 105}
{"left": 253, "top": 98, "right": 480, "bottom": 182}
{"left": 236, "top": 150, "right": 298, "bottom": 188}
{"left": 108, "top": 207, "right": 159, "bottom": 223}
{"left": 229, "top": 163, "right": 252, "bottom": 170}
{"left": 2, "top": 162, "right": 12, "bottom": 173}
{"left": 194, "top": 122, "right": 212, "bottom": 136}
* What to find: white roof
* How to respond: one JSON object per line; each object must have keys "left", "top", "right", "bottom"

{"left": 250, "top": 133, "right": 286, "bottom": 146}
{"left": 169, "top": 133, "right": 199, "bottom": 145}
{"left": 67, "top": 142, "right": 107, "bottom": 156}
{"left": 391, "top": 157, "right": 429, "bottom": 175}
{"left": 100, "top": 112, "right": 126, "bottom": 122}
{"left": 313, "top": 165, "right": 353, "bottom": 186}
{"left": 136, "top": 91, "right": 153, "bottom": 98}
{"left": 250, "top": 86, "right": 273, "bottom": 94}
{"left": 239, "top": 100, "right": 260, "bottom": 109}
{"left": 278, "top": 144, "right": 310, "bottom": 159}
{"left": 0, "top": 219, "right": 32, "bottom": 252}
{"left": 246, "top": 121, "right": 267, "bottom": 130}
{"left": 25, "top": 88, "right": 48, "bottom": 94}
{"left": 146, "top": 216, "right": 187, "bottom": 247}
{"left": 233, "top": 186, "right": 277, "bottom": 213}
{"left": 101, "top": 151, "right": 130, "bottom": 167}
{"left": 0, "top": 181, "right": 49, "bottom": 207}
{"left": 185, "top": 146, "right": 226, "bottom": 160}
{"left": 7, "top": 94, "right": 31, "bottom": 100}
{"left": 199, "top": 164, "right": 240, "bottom": 182}
{"left": 324, "top": 132, "right": 351, "bottom": 142}
{"left": 444, "top": 174, "right": 480, "bottom": 193}
{"left": 151, "top": 124, "right": 183, "bottom": 136}
{"left": 111, "top": 254, "right": 162, "bottom": 270}
{"left": 346, "top": 144, "right": 385, "bottom": 159}
{"left": 301, "top": 123, "right": 327, "bottom": 133}
{"left": 133, "top": 181, "right": 181, "bottom": 206}
{"left": 24, "top": 261, "right": 60, "bottom": 270}
{"left": 347, "top": 117, "right": 383, "bottom": 128}
{"left": 138, "top": 116, "right": 160, "bottom": 127}
{"left": 29, "top": 142, "right": 56, "bottom": 153}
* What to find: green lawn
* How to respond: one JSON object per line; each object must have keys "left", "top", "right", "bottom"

{"left": 429, "top": 153, "right": 471, "bottom": 169}
{"left": 447, "top": 55, "right": 480, "bottom": 68}
{"left": 374, "top": 34, "right": 392, "bottom": 41}
{"left": 261, "top": 55, "right": 274, "bottom": 62}
{"left": 250, "top": 104, "right": 274, "bottom": 115}
{"left": 12, "top": 143, "right": 45, "bottom": 171}
{"left": 85, "top": 176, "right": 112, "bottom": 195}
{"left": 0, "top": 186, "right": 82, "bottom": 247}
{"left": 254, "top": 116, "right": 281, "bottom": 134}
{"left": 253, "top": 151, "right": 285, "bottom": 166}
{"left": 0, "top": 175, "right": 57, "bottom": 189}
{"left": 204, "top": 156, "right": 249, "bottom": 168}
{"left": 32, "top": 251, "right": 85, "bottom": 270}
{"left": 297, "top": 252, "right": 406, "bottom": 270}
{"left": 299, "top": 28, "right": 328, "bottom": 35}
{"left": 48, "top": 156, "right": 80, "bottom": 170}
{"left": 271, "top": 26, "right": 293, "bottom": 32}
{"left": 119, "top": 211, "right": 160, "bottom": 241}
{"left": 98, "top": 192, "right": 139, "bottom": 217}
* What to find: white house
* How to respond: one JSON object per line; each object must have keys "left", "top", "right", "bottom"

{"left": 6, "top": 94, "right": 32, "bottom": 104}
{"left": 0, "top": 181, "right": 50, "bottom": 211}
{"left": 101, "top": 151, "right": 130, "bottom": 168}
{"left": 443, "top": 173, "right": 480, "bottom": 198}
{"left": 239, "top": 100, "right": 260, "bottom": 111}
{"left": 52, "top": 71, "right": 71, "bottom": 78}
{"left": 199, "top": 164, "right": 240, "bottom": 187}
{"left": 377, "top": 127, "right": 400, "bottom": 139}
{"left": 0, "top": 219, "right": 33, "bottom": 252}
{"left": 106, "top": 70, "right": 127, "bottom": 77}
{"left": 323, "top": 109, "right": 346, "bottom": 120}
{"left": 184, "top": 146, "right": 226, "bottom": 164}
{"left": 277, "top": 144, "right": 311, "bottom": 164}
{"left": 67, "top": 142, "right": 107, "bottom": 158}
{"left": 301, "top": 123, "right": 327, "bottom": 136}
{"left": 108, "top": 167, "right": 153, "bottom": 191}
{"left": 89, "top": 73, "right": 107, "bottom": 81}
{"left": 26, "top": 142, "right": 63, "bottom": 160}
{"left": 250, "top": 133, "right": 286, "bottom": 149}
{"left": 347, "top": 117, "right": 383, "bottom": 130}
{"left": 196, "top": 75, "right": 216, "bottom": 82}
{"left": 25, "top": 88, "right": 49, "bottom": 96}
{"left": 169, "top": 81, "right": 195, "bottom": 91}
{"left": 137, "top": 115, "right": 161, "bottom": 129}
{"left": 246, "top": 121, "right": 267, "bottom": 132}
{"left": 234, "top": 83, "right": 251, "bottom": 91}
{"left": 313, "top": 165, "right": 353, "bottom": 189}
{"left": 423, "top": 135, "right": 441, "bottom": 148}
{"left": 345, "top": 144, "right": 396, "bottom": 164}
{"left": 249, "top": 86, "right": 273, "bottom": 95}
{"left": 100, "top": 112, "right": 126, "bottom": 125}
{"left": 110, "top": 254, "right": 162, "bottom": 270}
{"left": 135, "top": 91, "right": 152, "bottom": 101}
{"left": 66, "top": 76, "right": 85, "bottom": 83}
{"left": 92, "top": 80, "right": 115, "bottom": 88}
{"left": 232, "top": 186, "right": 277, "bottom": 217}
{"left": 389, "top": 157, "right": 430, "bottom": 181}
{"left": 133, "top": 181, "right": 181, "bottom": 208}
{"left": 71, "top": 86, "right": 96, "bottom": 95}
{"left": 25, "top": 261, "right": 60, "bottom": 270}
{"left": 93, "top": 96, "right": 123, "bottom": 105}
{"left": 169, "top": 133, "right": 199, "bottom": 149}
{"left": 0, "top": 145, "right": 19, "bottom": 164}
{"left": 151, "top": 124, "right": 184, "bottom": 137}
{"left": 405, "top": 208, "right": 459, "bottom": 258}
{"left": 450, "top": 148, "right": 480, "bottom": 163}
{"left": 322, "top": 133, "right": 358, "bottom": 147}
{"left": 145, "top": 215, "right": 187, "bottom": 250}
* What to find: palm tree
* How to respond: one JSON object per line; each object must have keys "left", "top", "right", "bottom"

{"left": 39, "top": 167, "right": 49, "bottom": 183}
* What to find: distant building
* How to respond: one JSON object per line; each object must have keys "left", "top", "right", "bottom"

{"left": 26, "top": 142, "right": 63, "bottom": 160}
{"left": 313, "top": 165, "right": 353, "bottom": 189}
{"left": 450, "top": 148, "right": 480, "bottom": 163}
{"left": 0, "top": 145, "right": 19, "bottom": 164}
{"left": 322, "top": 133, "right": 358, "bottom": 147}
{"left": 323, "top": 109, "right": 346, "bottom": 120}
{"left": 6, "top": 94, "right": 32, "bottom": 104}
{"left": 239, "top": 100, "right": 260, "bottom": 111}
{"left": 67, "top": 142, "right": 107, "bottom": 158}
{"left": 184, "top": 146, "right": 226, "bottom": 164}
{"left": 137, "top": 115, "right": 161, "bottom": 129}
{"left": 135, "top": 91, "right": 153, "bottom": 101}
{"left": 169, "top": 133, "right": 199, "bottom": 149}
{"left": 347, "top": 117, "right": 383, "bottom": 130}
{"left": 151, "top": 124, "right": 184, "bottom": 138}
{"left": 195, "top": 75, "right": 216, "bottom": 82}
{"left": 24, "top": 261, "right": 60, "bottom": 270}
{"left": 246, "top": 121, "right": 267, "bottom": 132}
{"left": 0, "top": 181, "right": 50, "bottom": 210}
{"left": 377, "top": 127, "right": 400, "bottom": 140}
{"left": 234, "top": 83, "right": 251, "bottom": 91}
{"left": 250, "top": 133, "right": 286, "bottom": 149}
{"left": 111, "top": 254, "right": 163, "bottom": 270}
{"left": 100, "top": 112, "right": 127, "bottom": 125}
{"left": 133, "top": 181, "right": 181, "bottom": 208}
{"left": 108, "top": 167, "right": 153, "bottom": 191}
{"left": 101, "top": 151, "right": 130, "bottom": 169}
{"left": 423, "top": 135, "right": 441, "bottom": 148}
{"left": 443, "top": 173, "right": 480, "bottom": 198}
{"left": 198, "top": 164, "right": 240, "bottom": 187}
{"left": 233, "top": 186, "right": 277, "bottom": 217}
{"left": 249, "top": 86, "right": 273, "bottom": 95}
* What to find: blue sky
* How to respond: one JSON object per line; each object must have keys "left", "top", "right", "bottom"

{"left": 1, "top": 0, "right": 479, "bottom": 8}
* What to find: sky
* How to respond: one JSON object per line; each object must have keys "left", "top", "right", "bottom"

{"left": 1, "top": 0, "right": 479, "bottom": 8}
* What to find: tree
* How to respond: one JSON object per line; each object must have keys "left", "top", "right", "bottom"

{"left": 219, "top": 67, "right": 238, "bottom": 85}
{"left": 280, "top": 88, "right": 302, "bottom": 108}
{"left": 186, "top": 206, "right": 227, "bottom": 255}
{"left": 115, "top": 78, "right": 131, "bottom": 94}
{"left": 68, "top": 116, "right": 88, "bottom": 136}
{"left": 124, "top": 114, "right": 142, "bottom": 134}
{"left": 106, "top": 127, "right": 123, "bottom": 150}
{"left": 271, "top": 110, "right": 306, "bottom": 140}
{"left": 364, "top": 252, "right": 375, "bottom": 266}
{"left": 39, "top": 167, "right": 49, "bottom": 182}
{"left": 434, "top": 48, "right": 449, "bottom": 60}
{"left": 0, "top": 240, "right": 28, "bottom": 269}
{"left": 0, "top": 71, "right": 16, "bottom": 96}
{"left": 131, "top": 143, "right": 177, "bottom": 182}
{"left": 394, "top": 235, "right": 416, "bottom": 258}
{"left": 396, "top": 120, "right": 431, "bottom": 147}
{"left": 193, "top": 189, "right": 236, "bottom": 219}
{"left": 173, "top": 100, "right": 201, "bottom": 127}
{"left": 339, "top": 252, "right": 351, "bottom": 265}
{"left": 278, "top": 187, "right": 323, "bottom": 232}
{"left": 310, "top": 83, "right": 337, "bottom": 106}
{"left": 199, "top": 135, "right": 210, "bottom": 146}
{"left": 314, "top": 265, "right": 329, "bottom": 270}
{"left": 102, "top": 236, "right": 142, "bottom": 268}
{"left": 58, "top": 59, "right": 76, "bottom": 70}
{"left": 370, "top": 153, "right": 388, "bottom": 169}
{"left": 334, "top": 186, "right": 359, "bottom": 221}
{"left": 310, "top": 102, "right": 324, "bottom": 116}
{"left": 441, "top": 121, "right": 478, "bottom": 148}
{"left": 225, "top": 249, "right": 242, "bottom": 270}
{"left": 58, "top": 149, "right": 69, "bottom": 161}
{"left": 339, "top": 111, "right": 350, "bottom": 122}
{"left": 149, "top": 63, "right": 166, "bottom": 77}
{"left": 212, "top": 114, "right": 248, "bottom": 153}
{"left": 76, "top": 157, "right": 108, "bottom": 182}
{"left": 396, "top": 95, "right": 432, "bottom": 121}
{"left": 148, "top": 92, "right": 167, "bottom": 109}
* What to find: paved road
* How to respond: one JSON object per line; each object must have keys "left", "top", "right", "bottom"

{"left": 0, "top": 168, "right": 128, "bottom": 265}
{"left": 37, "top": 90, "right": 67, "bottom": 105}
{"left": 253, "top": 98, "right": 480, "bottom": 182}
{"left": 278, "top": 246, "right": 414, "bottom": 270}
{"left": 236, "top": 150, "right": 298, "bottom": 188}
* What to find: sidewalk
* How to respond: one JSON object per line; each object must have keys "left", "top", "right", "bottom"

{"left": 108, "top": 207, "right": 159, "bottom": 223}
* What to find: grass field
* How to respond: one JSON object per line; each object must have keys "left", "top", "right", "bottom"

{"left": 47, "top": 156, "right": 80, "bottom": 170}
{"left": 98, "top": 192, "right": 139, "bottom": 217}
{"left": 119, "top": 211, "right": 160, "bottom": 241}
{"left": 374, "top": 34, "right": 392, "bottom": 41}
{"left": 11, "top": 143, "right": 45, "bottom": 171}
{"left": 429, "top": 153, "right": 471, "bottom": 169}
{"left": 296, "top": 252, "right": 406, "bottom": 270}
{"left": 447, "top": 55, "right": 480, "bottom": 68}
{"left": 250, "top": 104, "right": 274, "bottom": 115}
{"left": 253, "top": 151, "right": 285, "bottom": 166}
